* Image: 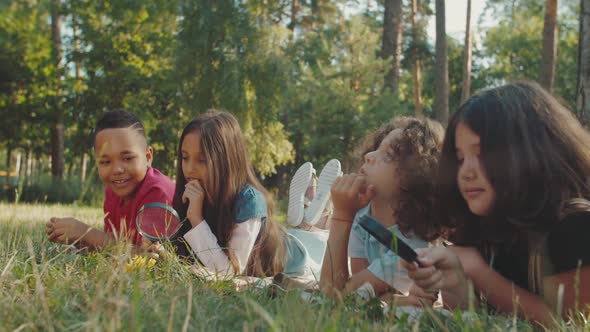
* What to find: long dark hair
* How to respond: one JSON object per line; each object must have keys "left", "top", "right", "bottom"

{"left": 436, "top": 81, "right": 590, "bottom": 247}
{"left": 173, "top": 111, "right": 285, "bottom": 276}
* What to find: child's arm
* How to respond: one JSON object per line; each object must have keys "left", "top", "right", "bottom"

{"left": 348, "top": 256, "right": 435, "bottom": 303}
{"left": 321, "top": 221, "right": 390, "bottom": 297}
{"left": 344, "top": 268, "right": 392, "bottom": 294}
{"left": 451, "top": 246, "right": 554, "bottom": 324}
{"left": 320, "top": 174, "right": 374, "bottom": 297}
{"left": 405, "top": 246, "right": 556, "bottom": 324}
{"left": 47, "top": 217, "right": 116, "bottom": 250}
{"left": 335, "top": 254, "right": 436, "bottom": 304}
{"left": 472, "top": 263, "right": 554, "bottom": 324}
{"left": 350, "top": 257, "right": 369, "bottom": 273}
{"left": 182, "top": 217, "right": 262, "bottom": 275}
{"left": 321, "top": 219, "right": 353, "bottom": 296}
{"left": 544, "top": 267, "right": 590, "bottom": 318}
{"left": 181, "top": 181, "right": 264, "bottom": 275}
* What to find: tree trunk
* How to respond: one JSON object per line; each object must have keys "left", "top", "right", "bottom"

{"left": 381, "top": 0, "right": 403, "bottom": 93}
{"left": 6, "top": 145, "right": 12, "bottom": 174}
{"left": 289, "top": 0, "right": 299, "bottom": 35}
{"left": 411, "top": 0, "right": 423, "bottom": 117}
{"left": 73, "top": 11, "right": 82, "bottom": 114}
{"left": 577, "top": 0, "right": 590, "bottom": 125}
{"left": 51, "top": 0, "right": 65, "bottom": 179}
{"left": 15, "top": 151, "right": 22, "bottom": 178}
{"left": 509, "top": 0, "right": 517, "bottom": 68}
{"left": 30, "top": 156, "right": 36, "bottom": 184}
{"left": 461, "top": 0, "right": 472, "bottom": 103}
{"left": 540, "top": 0, "right": 558, "bottom": 92}
{"left": 81, "top": 152, "right": 88, "bottom": 184}
{"left": 434, "top": 0, "right": 449, "bottom": 125}
{"left": 26, "top": 149, "right": 32, "bottom": 185}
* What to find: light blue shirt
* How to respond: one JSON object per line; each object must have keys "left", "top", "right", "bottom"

{"left": 348, "top": 205, "right": 428, "bottom": 290}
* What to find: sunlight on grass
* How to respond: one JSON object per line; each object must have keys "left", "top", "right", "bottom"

{"left": 0, "top": 203, "right": 587, "bottom": 330}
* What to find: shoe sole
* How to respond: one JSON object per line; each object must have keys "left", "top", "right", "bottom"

{"left": 305, "top": 159, "right": 341, "bottom": 226}
{"left": 287, "top": 162, "right": 314, "bottom": 227}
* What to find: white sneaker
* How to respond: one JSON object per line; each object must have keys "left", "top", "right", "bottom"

{"left": 304, "top": 159, "right": 341, "bottom": 226}
{"left": 287, "top": 162, "right": 314, "bottom": 227}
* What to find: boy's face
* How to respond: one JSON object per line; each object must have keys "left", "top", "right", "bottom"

{"left": 94, "top": 128, "right": 153, "bottom": 202}
{"left": 359, "top": 129, "right": 402, "bottom": 199}
{"left": 455, "top": 122, "right": 496, "bottom": 216}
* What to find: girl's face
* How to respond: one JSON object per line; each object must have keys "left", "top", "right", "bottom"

{"left": 94, "top": 128, "right": 152, "bottom": 202}
{"left": 181, "top": 132, "right": 209, "bottom": 189}
{"left": 455, "top": 122, "right": 496, "bottom": 216}
{"left": 360, "top": 129, "right": 402, "bottom": 199}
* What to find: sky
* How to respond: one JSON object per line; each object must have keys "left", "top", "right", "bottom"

{"left": 344, "top": 0, "right": 491, "bottom": 43}
{"left": 427, "top": 0, "right": 488, "bottom": 40}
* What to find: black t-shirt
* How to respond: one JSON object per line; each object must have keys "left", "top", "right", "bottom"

{"left": 487, "top": 212, "right": 590, "bottom": 292}
{"left": 546, "top": 212, "right": 590, "bottom": 273}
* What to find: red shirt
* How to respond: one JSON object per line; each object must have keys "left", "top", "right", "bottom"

{"left": 103, "top": 167, "right": 175, "bottom": 245}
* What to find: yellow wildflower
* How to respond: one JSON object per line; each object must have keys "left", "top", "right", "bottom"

{"left": 125, "top": 255, "right": 156, "bottom": 272}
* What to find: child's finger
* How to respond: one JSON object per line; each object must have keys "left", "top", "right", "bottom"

{"left": 330, "top": 176, "right": 343, "bottom": 192}
{"left": 346, "top": 173, "right": 360, "bottom": 186}
{"left": 412, "top": 269, "right": 443, "bottom": 291}
{"left": 185, "top": 184, "right": 204, "bottom": 198}
{"left": 407, "top": 265, "right": 437, "bottom": 282}
{"left": 415, "top": 247, "right": 455, "bottom": 269}
{"left": 411, "top": 286, "right": 438, "bottom": 301}
{"left": 365, "top": 184, "right": 376, "bottom": 198}
{"left": 401, "top": 259, "right": 418, "bottom": 271}
{"left": 186, "top": 181, "right": 204, "bottom": 193}
{"left": 406, "top": 247, "right": 435, "bottom": 268}
{"left": 46, "top": 218, "right": 58, "bottom": 228}
{"left": 351, "top": 174, "right": 366, "bottom": 190}
{"left": 182, "top": 191, "right": 189, "bottom": 204}
{"left": 48, "top": 229, "right": 64, "bottom": 242}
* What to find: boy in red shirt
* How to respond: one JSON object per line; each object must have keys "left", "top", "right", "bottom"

{"left": 46, "top": 110, "right": 175, "bottom": 249}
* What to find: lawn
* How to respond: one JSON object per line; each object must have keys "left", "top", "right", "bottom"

{"left": 0, "top": 203, "right": 585, "bottom": 331}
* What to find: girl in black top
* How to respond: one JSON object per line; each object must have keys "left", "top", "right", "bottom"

{"left": 403, "top": 81, "right": 590, "bottom": 324}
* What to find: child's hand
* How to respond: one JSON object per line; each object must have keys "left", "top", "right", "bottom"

{"left": 380, "top": 283, "right": 438, "bottom": 307}
{"left": 46, "top": 217, "right": 90, "bottom": 245}
{"left": 182, "top": 180, "right": 205, "bottom": 227}
{"left": 144, "top": 241, "right": 173, "bottom": 261}
{"left": 330, "top": 173, "right": 375, "bottom": 220}
{"left": 401, "top": 247, "right": 469, "bottom": 310}
{"left": 448, "top": 246, "right": 486, "bottom": 281}
{"left": 380, "top": 287, "right": 436, "bottom": 308}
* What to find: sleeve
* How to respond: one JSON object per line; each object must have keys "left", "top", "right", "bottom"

{"left": 182, "top": 218, "right": 263, "bottom": 276}
{"left": 234, "top": 187, "right": 267, "bottom": 223}
{"left": 366, "top": 251, "right": 402, "bottom": 283}
{"left": 547, "top": 212, "right": 590, "bottom": 274}
{"left": 348, "top": 222, "right": 367, "bottom": 259}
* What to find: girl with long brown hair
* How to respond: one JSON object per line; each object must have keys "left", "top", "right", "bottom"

{"left": 172, "top": 111, "right": 316, "bottom": 278}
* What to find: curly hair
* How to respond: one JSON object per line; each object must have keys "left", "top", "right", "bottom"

{"left": 356, "top": 117, "right": 444, "bottom": 241}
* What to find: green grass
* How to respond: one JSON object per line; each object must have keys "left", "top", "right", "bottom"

{"left": 0, "top": 203, "right": 587, "bottom": 331}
